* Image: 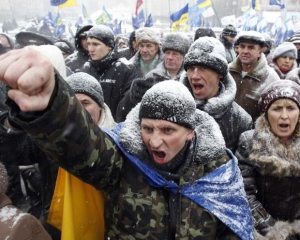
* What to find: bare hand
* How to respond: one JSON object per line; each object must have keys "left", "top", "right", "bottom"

{"left": 0, "top": 47, "right": 55, "bottom": 112}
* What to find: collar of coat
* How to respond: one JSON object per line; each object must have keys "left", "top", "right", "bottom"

{"left": 145, "top": 61, "right": 185, "bottom": 81}
{"left": 180, "top": 72, "right": 236, "bottom": 119}
{"left": 286, "top": 68, "right": 300, "bottom": 85}
{"left": 250, "top": 115, "right": 300, "bottom": 177}
{"left": 118, "top": 104, "right": 227, "bottom": 165}
{"left": 229, "top": 53, "right": 270, "bottom": 81}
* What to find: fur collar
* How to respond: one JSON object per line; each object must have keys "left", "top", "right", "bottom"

{"left": 249, "top": 116, "right": 300, "bottom": 177}
{"left": 269, "top": 60, "right": 298, "bottom": 79}
{"left": 98, "top": 103, "right": 116, "bottom": 129}
{"left": 179, "top": 73, "right": 236, "bottom": 119}
{"left": 286, "top": 68, "right": 300, "bottom": 85}
{"left": 146, "top": 61, "right": 185, "bottom": 81}
{"left": 119, "top": 104, "right": 226, "bottom": 165}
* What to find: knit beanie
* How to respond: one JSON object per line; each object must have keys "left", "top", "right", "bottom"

{"left": 162, "top": 33, "right": 191, "bottom": 55}
{"left": 139, "top": 80, "right": 197, "bottom": 129}
{"left": 66, "top": 72, "right": 104, "bottom": 108}
{"left": 289, "top": 31, "right": 300, "bottom": 44}
{"left": 135, "top": 27, "right": 161, "bottom": 45}
{"left": 258, "top": 79, "right": 300, "bottom": 113}
{"left": 128, "top": 31, "right": 136, "bottom": 50}
{"left": 194, "top": 27, "right": 216, "bottom": 41}
{"left": 87, "top": 25, "right": 115, "bottom": 49}
{"left": 235, "top": 31, "right": 265, "bottom": 48}
{"left": 184, "top": 36, "right": 228, "bottom": 77}
{"left": 0, "top": 163, "right": 8, "bottom": 194}
{"left": 272, "top": 42, "right": 297, "bottom": 60}
{"left": 222, "top": 25, "right": 237, "bottom": 37}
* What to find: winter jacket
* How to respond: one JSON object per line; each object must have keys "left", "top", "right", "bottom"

{"left": 236, "top": 116, "right": 300, "bottom": 239}
{"left": 286, "top": 67, "right": 300, "bottom": 84}
{"left": 219, "top": 35, "right": 236, "bottom": 64}
{"left": 181, "top": 73, "right": 252, "bottom": 153}
{"left": 65, "top": 25, "right": 92, "bottom": 72}
{"left": 0, "top": 193, "right": 52, "bottom": 240}
{"left": 6, "top": 74, "right": 253, "bottom": 240}
{"left": 81, "top": 51, "right": 136, "bottom": 119}
{"left": 118, "top": 47, "right": 136, "bottom": 60}
{"left": 229, "top": 54, "right": 280, "bottom": 121}
{"left": 116, "top": 61, "right": 185, "bottom": 122}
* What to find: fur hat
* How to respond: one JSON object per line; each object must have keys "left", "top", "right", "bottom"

{"left": 162, "top": 33, "right": 191, "bottom": 55}
{"left": 66, "top": 72, "right": 104, "bottom": 108}
{"left": 135, "top": 27, "right": 161, "bottom": 45}
{"left": 15, "top": 31, "right": 54, "bottom": 47}
{"left": 194, "top": 27, "right": 216, "bottom": 41}
{"left": 272, "top": 42, "right": 297, "bottom": 60}
{"left": 258, "top": 79, "right": 300, "bottom": 113}
{"left": 87, "top": 25, "right": 115, "bottom": 48}
{"left": 235, "top": 31, "right": 265, "bottom": 48}
{"left": 0, "top": 163, "right": 8, "bottom": 194}
{"left": 139, "top": 80, "right": 197, "bottom": 129}
{"left": 222, "top": 25, "right": 237, "bottom": 37}
{"left": 184, "top": 36, "right": 228, "bottom": 77}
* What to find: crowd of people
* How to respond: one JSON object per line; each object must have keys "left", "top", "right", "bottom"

{"left": 1, "top": 20, "right": 300, "bottom": 240}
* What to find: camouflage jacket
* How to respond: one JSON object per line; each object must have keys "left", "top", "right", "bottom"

{"left": 8, "top": 74, "right": 251, "bottom": 239}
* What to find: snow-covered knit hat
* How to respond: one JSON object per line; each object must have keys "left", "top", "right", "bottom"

{"left": 263, "top": 33, "right": 272, "bottom": 49}
{"left": 0, "top": 163, "right": 8, "bottom": 194}
{"left": 66, "top": 72, "right": 104, "bottom": 108}
{"left": 272, "top": 42, "right": 297, "bottom": 60}
{"left": 135, "top": 27, "right": 161, "bottom": 45}
{"left": 139, "top": 80, "right": 197, "bottom": 129}
{"left": 258, "top": 80, "right": 300, "bottom": 113}
{"left": 235, "top": 31, "right": 265, "bottom": 48}
{"left": 289, "top": 31, "right": 300, "bottom": 44}
{"left": 162, "top": 33, "right": 191, "bottom": 55}
{"left": 222, "top": 25, "right": 237, "bottom": 37}
{"left": 184, "top": 36, "right": 228, "bottom": 77}
{"left": 194, "top": 27, "right": 216, "bottom": 41}
{"left": 87, "top": 25, "right": 115, "bottom": 48}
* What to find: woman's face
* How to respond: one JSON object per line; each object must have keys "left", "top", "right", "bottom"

{"left": 267, "top": 99, "right": 300, "bottom": 141}
{"left": 276, "top": 56, "right": 294, "bottom": 72}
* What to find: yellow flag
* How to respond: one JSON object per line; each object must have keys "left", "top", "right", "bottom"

{"left": 255, "top": 0, "right": 261, "bottom": 11}
{"left": 48, "top": 168, "right": 105, "bottom": 240}
{"left": 59, "top": 0, "right": 77, "bottom": 8}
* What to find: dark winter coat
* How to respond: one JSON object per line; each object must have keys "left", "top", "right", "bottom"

{"left": 236, "top": 116, "right": 300, "bottom": 239}
{"left": 0, "top": 193, "right": 52, "bottom": 240}
{"left": 286, "top": 67, "right": 300, "bottom": 84}
{"left": 64, "top": 25, "right": 91, "bottom": 72}
{"left": 118, "top": 47, "right": 136, "bottom": 60}
{"left": 6, "top": 74, "right": 253, "bottom": 239}
{"left": 219, "top": 35, "right": 236, "bottom": 64}
{"left": 81, "top": 51, "right": 136, "bottom": 119}
{"left": 229, "top": 54, "right": 280, "bottom": 121}
{"left": 116, "top": 61, "right": 185, "bottom": 122}
{"left": 180, "top": 73, "right": 252, "bottom": 153}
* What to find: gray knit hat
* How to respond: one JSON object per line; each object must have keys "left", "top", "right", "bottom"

{"left": 87, "top": 25, "right": 115, "bottom": 48}
{"left": 135, "top": 27, "right": 161, "bottom": 45}
{"left": 184, "top": 36, "right": 228, "bottom": 77}
{"left": 162, "top": 33, "right": 191, "bottom": 55}
{"left": 139, "top": 80, "right": 197, "bottom": 129}
{"left": 66, "top": 72, "right": 104, "bottom": 108}
{"left": 0, "top": 163, "right": 8, "bottom": 194}
{"left": 235, "top": 31, "right": 265, "bottom": 48}
{"left": 272, "top": 42, "right": 297, "bottom": 60}
{"left": 289, "top": 31, "right": 300, "bottom": 44}
{"left": 222, "top": 24, "right": 237, "bottom": 37}
{"left": 258, "top": 79, "right": 300, "bottom": 113}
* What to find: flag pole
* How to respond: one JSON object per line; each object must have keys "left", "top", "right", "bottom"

{"left": 168, "top": 0, "right": 172, "bottom": 32}
{"left": 281, "top": 0, "right": 288, "bottom": 22}
{"left": 210, "top": 0, "right": 221, "bottom": 27}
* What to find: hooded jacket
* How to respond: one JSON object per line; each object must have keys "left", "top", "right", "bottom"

{"left": 236, "top": 116, "right": 300, "bottom": 239}
{"left": 6, "top": 74, "right": 253, "bottom": 239}
{"left": 180, "top": 72, "right": 252, "bottom": 153}
{"left": 229, "top": 54, "right": 280, "bottom": 121}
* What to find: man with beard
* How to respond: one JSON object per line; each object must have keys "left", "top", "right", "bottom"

{"left": 80, "top": 25, "right": 136, "bottom": 119}
{"left": 219, "top": 24, "right": 237, "bottom": 63}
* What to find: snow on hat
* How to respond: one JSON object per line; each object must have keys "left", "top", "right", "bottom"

{"left": 139, "top": 80, "right": 197, "bottom": 129}
{"left": 184, "top": 36, "right": 228, "bottom": 77}
{"left": 0, "top": 162, "right": 8, "bottom": 194}
{"left": 222, "top": 25, "right": 237, "bottom": 37}
{"left": 87, "top": 25, "right": 115, "bottom": 48}
{"left": 135, "top": 27, "right": 161, "bottom": 45}
{"left": 289, "top": 31, "right": 300, "bottom": 44}
{"left": 194, "top": 27, "right": 216, "bottom": 41}
{"left": 66, "top": 72, "right": 104, "bottom": 108}
{"left": 15, "top": 31, "right": 54, "bottom": 47}
{"left": 235, "top": 31, "right": 265, "bottom": 48}
{"left": 262, "top": 33, "right": 272, "bottom": 49}
{"left": 162, "top": 33, "right": 191, "bottom": 55}
{"left": 272, "top": 42, "right": 297, "bottom": 60}
{"left": 258, "top": 79, "right": 300, "bottom": 113}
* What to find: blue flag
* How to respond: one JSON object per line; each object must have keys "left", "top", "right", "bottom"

{"left": 50, "top": 0, "right": 67, "bottom": 6}
{"left": 75, "top": 16, "right": 83, "bottom": 28}
{"left": 144, "top": 14, "right": 153, "bottom": 27}
{"left": 170, "top": 4, "right": 188, "bottom": 22}
{"left": 55, "top": 24, "right": 65, "bottom": 37}
{"left": 269, "top": 0, "right": 285, "bottom": 9}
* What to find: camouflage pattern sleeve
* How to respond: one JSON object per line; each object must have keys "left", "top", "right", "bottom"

{"left": 8, "top": 73, "right": 124, "bottom": 191}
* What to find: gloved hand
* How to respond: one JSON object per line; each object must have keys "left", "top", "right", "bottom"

{"left": 130, "top": 78, "right": 155, "bottom": 105}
